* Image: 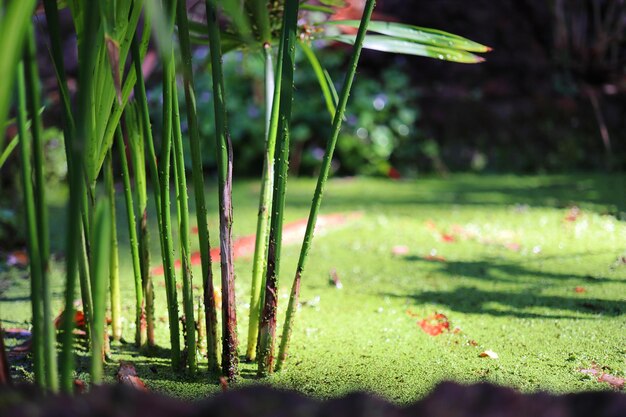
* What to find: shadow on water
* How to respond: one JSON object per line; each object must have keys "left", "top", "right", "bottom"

{"left": 106, "top": 343, "right": 264, "bottom": 386}
{"left": 382, "top": 286, "right": 625, "bottom": 319}
{"left": 403, "top": 255, "right": 622, "bottom": 285}
{"left": 382, "top": 254, "right": 626, "bottom": 319}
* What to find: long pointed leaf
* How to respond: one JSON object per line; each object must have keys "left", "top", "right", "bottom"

{"left": 299, "top": 40, "right": 336, "bottom": 120}
{"left": 332, "top": 34, "right": 485, "bottom": 64}
{"left": 326, "top": 20, "right": 491, "bottom": 52}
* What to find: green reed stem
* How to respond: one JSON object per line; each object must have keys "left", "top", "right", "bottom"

{"left": 246, "top": 44, "right": 276, "bottom": 362}
{"left": 175, "top": 0, "right": 219, "bottom": 373}
{"left": 160, "top": 38, "right": 182, "bottom": 370}
{"left": 130, "top": 33, "right": 157, "bottom": 347}
{"left": 116, "top": 124, "right": 145, "bottom": 346}
{"left": 257, "top": 0, "right": 300, "bottom": 376}
{"left": 105, "top": 151, "right": 121, "bottom": 341}
{"left": 205, "top": 0, "right": 239, "bottom": 380}
{"left": 16, "top": 60, "right": 45, "bottom": 388}
{"left": 172, "top": 80, "right": 197, "bottom": 373}
{"left": 124, "top": 105, "right": 148, "bottom": 347}
{"left": 23, "top": 23, "right": 58, "bottom": 390}
{"left": 276, "top": 0, "right": 377, "bottom": 371}
{"left": 89, "top": 199, "right": 111, "bottom": 385}
{"left": 55, "top": 0, "right": 98, "bottom": 392}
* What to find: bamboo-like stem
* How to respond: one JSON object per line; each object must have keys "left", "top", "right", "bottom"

{"left": 23, "top": 23, "right": 58, "bottom": 390}
{"left": 116, "top": 123, "right": 147, "bottom": 347}
{"left": 175, "top": 0, "right": 219, "bottom": 373}
{"left": 160, "top": 47, "right": 182, "bottom": 370}
{"left": 205, "top": 0, "right": 238, "bottom": 380}
{"left": 77, "top": 229, "right": 93, "bottom": 344}
{"left": 16, "top": 60, "right": 45, "bottom": 388}
{"left": 56, "top": 0, "right": 99, "bottom": 393}
{"left": 130, "top": 35, "right": 158, "bottom": 348}
{"left": 89, "top": 199, "right": 111, "bottom": 385}
{"left": 105, "top": 151, "right": 122, "bottom": 341}
{"left": 246, "top": 44, "right": 275, "bottom": 362}
{"left": 125, "top": 105, "right": 148, "bottom": 347}
{"left": 257, "top": 0, "right": 301, "bottom": 376}
{"left": 172, "top": 80, "right": 197, "bottom": 373}
{"left": 275, "top": 0, "right": 377, "bottom": 372}
{"left": 131, "top": 36, "right": 158, "bottom": 346}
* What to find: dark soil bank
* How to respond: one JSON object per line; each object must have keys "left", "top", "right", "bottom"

{"left": 1, "top": 382, "right": 624, "bottom": 417}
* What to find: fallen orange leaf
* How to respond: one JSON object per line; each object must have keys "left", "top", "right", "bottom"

{"left": 418, "top": 313, "right": 450, "bottom": 336}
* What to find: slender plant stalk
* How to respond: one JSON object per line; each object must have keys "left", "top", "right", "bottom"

{"left": 257, "top": 0, "right": 301, "bottom": 376}
{"left": 160, "top": 42, "right": 182, "bottom": 370}
{"left": 23, "top": 23, "right": 58, "bottom": 390}
{"left": 130, "top": 34, "right": 160, "bottom": 349}
{"left": 172, "top": 80, "right": 197, "bottom": 373}
{"left": 116, "top": 124, "right": 146, "bottom": 347}
{"left": 125, "top": 105, "right": 149, "bottom": 347}
{"left": 77, "top": 230, "right": 93, "bottom": 343}
{"left": 276, "top": 0, "right": 377, "bottom": 371}
{"left": 175, "top": 0, "right": 219, "bottom": 373}
{"left": 205, "top": 0, "right": 239, "bottom": 380}
{"left": 55, "top": 0, "right": 98, "bottom": 392}
{"left": 105, "top": 151, "right": 122, "bottom": 341}
{"left": 89, "top": 199, "right": 111, "bottom": 385}
{"left": 246, "top": 44, "right": 275, "bottom": 361}
{"left": 16, "top": 60, "right": 45, "bottom": 388}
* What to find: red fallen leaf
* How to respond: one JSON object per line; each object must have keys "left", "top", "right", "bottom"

{"left": 574, "top": 286, "right": 586, "bottom": 293}
{"left": 392, "top": 245, "right": 409, "bottom": 256}
{"left": 564, "top": 206, "right": 581, "bottom": 222}
{"left": 424, "top": 254, "right": 446, "bottom": 262}
{"left": 54, "top": 310, "right": 86, "bottom": 329}
{"left": 6, "top": 250, "right": 28, "bottom": 267}
{"left": 440, "top": 233, "right": 456, "bottom": 243}
{"left": 418, "top": 313, "right": 450, "bottom": 336}
{"left": 117, "top": 362, "right": 147, "bottom": 391}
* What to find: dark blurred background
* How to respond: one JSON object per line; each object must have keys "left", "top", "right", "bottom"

{"left": 354, "top": 0, "right": 626, "bottom": 175}
{"left": 160, "top": 0, "right": 626, "bottom": 177}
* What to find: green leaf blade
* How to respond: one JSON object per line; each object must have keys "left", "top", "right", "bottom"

{"left": 326, "top": 20, "right": 491, "bottom": 53}
{"left": 332, "top": 34, "right": 485, "bottom": 64}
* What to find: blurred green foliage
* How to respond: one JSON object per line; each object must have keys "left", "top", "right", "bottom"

{"left": 146, "top": 46, "right": 423, "bottom": 177}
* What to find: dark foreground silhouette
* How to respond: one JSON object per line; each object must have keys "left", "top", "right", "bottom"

{"left": 1, "top": 382, "right": 625, "bottom": 417}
